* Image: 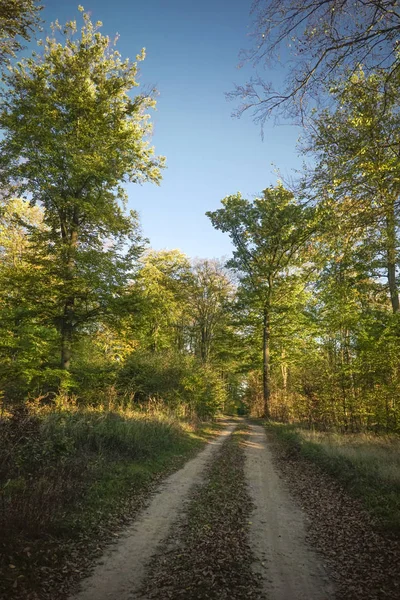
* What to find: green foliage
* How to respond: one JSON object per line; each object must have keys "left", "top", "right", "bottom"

{"left": 187, "top": 259, "right": 236, "bottom": 363}
{"left": 0, "top": 199, "right": 59, "bottom": 400}
{"left": 1, "top": 1, "right": 400, "bottom": 463}
{"left": 0, "top": 217, "right": 237, "bottom": 417}
{"left": 0, "top": 8, "right": 164, "bottom": 370}
{"left": 221, "top": 74, "right": 400, "bottom": 431}
{"left": 0, "top": 0, "right": 42, "bottom": 67}
{"left": 207, "top": 184, "right": 315, "bottom": 416}
{"left": 182, "top": 362, "right": 227, "bottom": 418}
{"left": 118, "top": 350, "right": 191, "bottom": 405}
{"left": 307, "top": 69, "right": 400, "bottom": 313}
{"left": 125, "top": 250, "right": 192, "bottom": 353}
{"left": 118, "top": 349, "right": 227, "bottom": 418}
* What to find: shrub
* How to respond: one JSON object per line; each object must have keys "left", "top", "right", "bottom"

{"left": 118, "top": 350, "right": 226, "bottom": 418}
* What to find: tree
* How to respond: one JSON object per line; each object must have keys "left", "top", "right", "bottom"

{"left": 187, "top": 259, "right": 234, "bottom": 363}
{"left": 0, "top": 8, "right": 164, "bottom": 370}
{"left": 306, "top": 69, "right": 400, "bottom": 312}
{"left": 230, "top": 0, "right": 400, "bottom": 124}
{"left": 0, "top": 0, "right": 42, "bottom": 67}
{"left": 0, "top": 198, "right": 59, "bottom": 400}
{"left": 127, "top": 249, "right": 192, "bottom": 353}
{"left": 0, "top": 197, "right": 43, "bottom": 266}
{"left": 207, "top": 184, "right": 313, "bottom": 417}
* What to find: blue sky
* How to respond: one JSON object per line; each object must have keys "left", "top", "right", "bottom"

{"left": 40, "top": 0, "right": 302, "bottom": 259}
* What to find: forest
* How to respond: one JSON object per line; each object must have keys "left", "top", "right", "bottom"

{"left": 1, "top": 4, "right": 399, "bottom": 430}
{"left": 1, "top": 2, "right": 400, "bottom": 600}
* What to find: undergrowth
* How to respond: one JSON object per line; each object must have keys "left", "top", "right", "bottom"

{"left": 0, "top": 400, "right": 220, "bottom": 599}
{"left": 267, "top": 422, "right": 400, "bottom": 532}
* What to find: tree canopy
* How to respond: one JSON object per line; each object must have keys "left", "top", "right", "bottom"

{"left": 0, "top": 0, "right": 42, "bottom": 67}
{"left": 207, "top": 185, "right": 314, "bottom": 416}
{"left": 0, "top": 8, "right": 164, "bottom": 370}
{"left": 0, "top": 2, "right": 399, "bottom": 433}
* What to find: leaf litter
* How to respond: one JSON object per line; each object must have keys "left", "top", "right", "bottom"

{"left": 267, "top": 429, "right": 400, "bottom": 600}
{"left": 139, "top": 426, "right": 266, "bottom": 600}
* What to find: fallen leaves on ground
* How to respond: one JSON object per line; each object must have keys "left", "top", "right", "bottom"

{"left": 0, "top": 451, "right": 203, "bottom": 600}
{"left": 268, "top": 430, "right": 400, "bottom": 600}
{"left": 140, "top": 426, "right": 265, "bottom": 600}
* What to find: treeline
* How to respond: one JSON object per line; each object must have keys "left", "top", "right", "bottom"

{"left": 1, "top": 3, "right": 399, "bottom": 432}
{"left": 0, "top": 195, "right": 240, "bottom": 416}
{"left": 0, "top": 6, "right": 241, "bottom": 419}
{"left": 218, "top": 0, "right": 400, "bottom": 431}
{"left": 208, "top": 69, "right": 400, "bottom": 432}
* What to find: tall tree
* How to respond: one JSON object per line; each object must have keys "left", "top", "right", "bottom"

{"left": 207, "top": 184, "right": 313, "bottom": 417}
{"left": 0, "top": 198, "right": 58, "bottom": 400}
{"left": 127, "top": 249, "right": 191, "bottom": 353}
{"left": 0, "top": 8, "right": 164, "bottom": 370}
{"left": 307, "top": 69, "right": 400, "bottom": 312}
{"left": 187, "top": 259, "right": 234, "bottom": 363}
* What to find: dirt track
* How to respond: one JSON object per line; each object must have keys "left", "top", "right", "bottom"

{"left": 69, "top": 423, "right": 236, "bottom": 600}
{"left": 70, "top": 422, "right": 335, "bottom": 600}
{"left": 244, "top": 423, "right": 334, "bottom": 600}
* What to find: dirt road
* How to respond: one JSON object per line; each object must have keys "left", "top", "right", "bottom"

{"left": 70, "top": 421, "right": 335, "bottom": 600}
{"left": 69, "top": 423, "right": 236, "bottom": 600}
{"left": 244, "top": 423, "right": 334, "bottom": 600}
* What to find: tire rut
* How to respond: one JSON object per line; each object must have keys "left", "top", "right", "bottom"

{"left": 244, "top": 423, "right": 335, "bottom": 600}
{"left": 139, "top": 423, "right": 263, "bottom": 600}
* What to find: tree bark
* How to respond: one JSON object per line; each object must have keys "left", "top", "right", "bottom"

{"left": 60, "top": 221, "right": 78, "bottom": 370}
{"left": 385, "top": 200, "right": 399, "bottom": 314}
{"left": 281, "top": 348, "right": 288, "bottom": 401}
{"left": 201, "top": 325, "right": 207, "bottom": 363}
{"left": 60, "top": 310, "right": 73, "bottom": 370}
{"left": 262, "top": 305, "right": 271, "bottom": 418}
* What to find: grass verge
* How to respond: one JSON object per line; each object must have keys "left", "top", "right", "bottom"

{"left": 266, "top": 422, "right": 400, "bottom": 532}
{"left": 0, "top": 403, "right": 221, "bottom": 599}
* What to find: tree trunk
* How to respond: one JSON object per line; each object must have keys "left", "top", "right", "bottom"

{"left": 262, "top": 306, "right": 271, "bottom": 418}
{"left": 201, "top": 325, "right": 207, "bottom": 363}
{"left": 60, "top": 221, "right": 78, "bottom": 370}
{"left": 385, "top": 201, "right": 399, "bottom": 313}
{"left": 60, "top": 311, "right": 73, "bottom": 370}
{"left": 281, "top": 348, "right": 288, "bottom": 401}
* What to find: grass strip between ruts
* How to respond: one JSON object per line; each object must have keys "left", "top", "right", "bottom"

{"left": 140, "top": 423, "right": 265, "bottom": 600}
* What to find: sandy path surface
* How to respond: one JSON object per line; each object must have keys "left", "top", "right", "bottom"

{"left": 69, "top": 423, "right": 236, "bottom": 600}
{"left": 244, "top": 423, "right": 335, "bottom": 600}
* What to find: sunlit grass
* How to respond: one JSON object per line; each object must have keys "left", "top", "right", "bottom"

{"left": 268, "top": 423, "right": 400, "bottom": 531}
{"left": 0, "top": 399, "right": 221, "bottom": 599}
{"left": 0, "top": 400, "right": 218, "bottom": 540}
{"left": 299, "top": 429, "right": 400, "bottom": 487}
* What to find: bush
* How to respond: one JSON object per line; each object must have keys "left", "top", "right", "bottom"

{"left": 118, "top": 350, "right": 227, "bottom": 418}
{"left": 118, "top": 350, "right": 189, "bottom": 406}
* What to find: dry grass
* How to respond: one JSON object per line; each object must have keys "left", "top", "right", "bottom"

{"left": 299, "top": 430, "right": 400, "bottom": 487}
{"left": 0, "top": 398, "right": 202, "bottom": 540}
{"left": 268, "top": 423, "right": 400, "bottom": 531}
{"left": 0, "top": 398, "right": 218, "bottom": 599}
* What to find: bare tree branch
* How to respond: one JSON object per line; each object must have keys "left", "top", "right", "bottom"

{"left": 231, "top": 0, "right": 400, "bottom": 127}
